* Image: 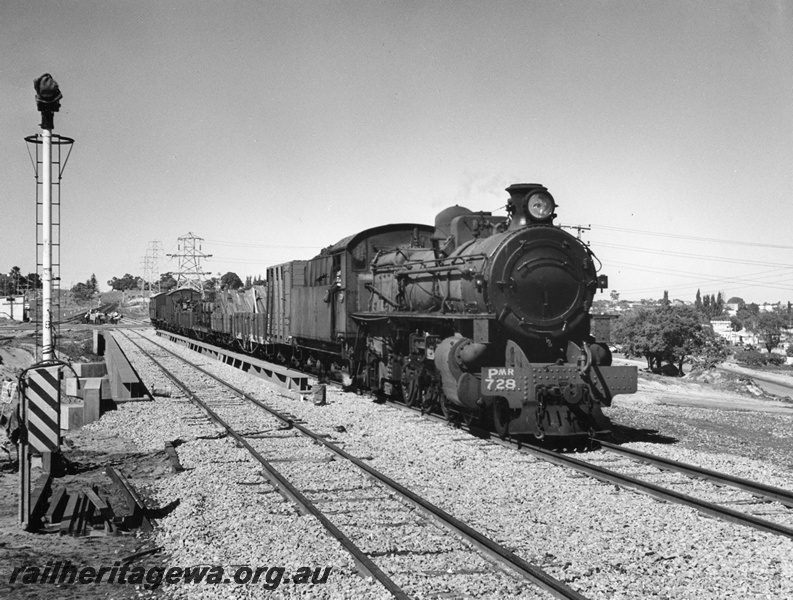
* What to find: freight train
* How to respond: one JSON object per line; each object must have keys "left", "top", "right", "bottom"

{"left": 150, "top": 183, "right": 638, "bottom": 438}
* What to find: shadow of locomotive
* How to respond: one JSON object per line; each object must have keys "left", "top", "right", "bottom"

{"left": 600, "top": 423, "right": 679, "bottom": 446}
{"left": 464, "top": 421, "right": 678, "bottom": 453}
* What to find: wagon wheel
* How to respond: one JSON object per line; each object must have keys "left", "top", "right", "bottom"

{"left": 492, "top": 397, "right": 511, "bottom": 440}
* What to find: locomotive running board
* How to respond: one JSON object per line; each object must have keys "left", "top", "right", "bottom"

{"left": 155, "top": 330, "right": 310, "bottom": 393}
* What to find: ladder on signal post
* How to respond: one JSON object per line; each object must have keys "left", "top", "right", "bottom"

{"left": 25, "top": 134, "right": 73, "bottom": 361}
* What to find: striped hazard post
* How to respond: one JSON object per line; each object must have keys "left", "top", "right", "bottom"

{"left": 25, "top": 366, "right": 61, "bottom": 453}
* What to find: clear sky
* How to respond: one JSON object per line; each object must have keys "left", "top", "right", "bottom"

{"left": 1, "top": 1, "right": 791, "bottom": 304}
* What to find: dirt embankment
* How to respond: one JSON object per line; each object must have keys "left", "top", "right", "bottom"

{"left": 0, "top": 327, "right": 166, "bottom": 600}
{"left": 0, "top": 332, "right": 36, "bottom": 381}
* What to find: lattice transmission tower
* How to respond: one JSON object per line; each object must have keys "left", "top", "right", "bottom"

{"left": 141, "top": 241, "right": 163, "bottom": 295}
{"left": 167, "top": 233, "right": 212, "bottom": 293}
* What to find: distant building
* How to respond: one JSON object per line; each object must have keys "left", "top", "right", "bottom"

{"left": 0, "top": 295, "right": 28, "bottom": 321}
{"left": 759, "top": 302, "right": 781, "bottom": 313}
{"left": 724, "top": 302, "right": 740, "bottom": 316}
{"left": 710, "top": 319, "right": 757, "bottom": 346}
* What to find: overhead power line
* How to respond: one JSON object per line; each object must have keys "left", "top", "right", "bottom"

{"left": 203, "top": 238, "right": 321, "bottom": 250}
{"left": 593, "top": 242, "right": 793, "bottom": 269}
{"left": 591, "top": 224, "right": 793, "bottom": 250}
{"left": 605, "top": 260, "right": 793, "bottom": 295}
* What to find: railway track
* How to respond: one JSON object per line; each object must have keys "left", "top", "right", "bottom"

{"left": 383, "top": 399, "right": 793, "bottom": 541}
{"left": 516, "top": 441, "right": 793, "bottom": 540}
{"left": 119, "top": 330, "right": 589, "bottom": 600}
{"left": 139, "top": 327, "right": 793, "bottom": 543}
{"left": 595, "top": 440, "right": 793, "bottom": 509}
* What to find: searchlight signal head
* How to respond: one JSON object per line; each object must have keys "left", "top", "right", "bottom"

{"left": 34, "top": 73, "right": 62, "bottom": 130}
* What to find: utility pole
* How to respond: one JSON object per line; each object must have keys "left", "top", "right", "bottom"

{"left": 561, "top": 224, "right": 591, "bottom": 240}
{"left": 167, "top": 233, "right": 212, "bottom": 294}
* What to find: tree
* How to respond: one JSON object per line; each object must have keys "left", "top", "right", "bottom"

{"left": 220, "top": 272, "right": 243, "bottom": 290}
{"left": 158, "top": 272, "right": 178, "bottom": 292}
{"left": 71, "top": 274, "right": 100, "bottom": 302}
{"left": 687, "top": 325, "right": 730, "bottom": 370}
{"left": 107, "top": 273, "right": 140, "bottom": 291}
{"left": 612, "top": 304, "right": 728, "bottom": 375}
{"left": 732, "top": 302, "right": 760, "bottom": 332}
{"left": 202, "top": 277, "right": 218, "bottom": 302}
{"left": 612, "top": 307, "right": 666, "bottom": 372}
{"left": 610, "top": 290, "right": 620, "bottom": 302}
{"left": 203, "top": 277, "right": 218, "bottom": 293}
{"left": 748, "top": 310, "right": 788, "bottom": 352}
{"left": 10, "top": 267, "right": 22, "bottom": 294}
{"left": 71, "top": 282, "right": 94, "bottom": 302}
{"left": 694, "top": 290, "right": 726, "bottom": 320}
{"left": 25, "top": 273, "right": 42, "bottom": 290}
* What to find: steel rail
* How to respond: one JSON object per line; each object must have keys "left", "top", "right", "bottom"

{"left": 518, "top": 444, "right": 793, "bottom": 540}
{"left": 596, "top": 440, "right": 793, "bottom": 508}
{"left": 120, "top": 334, "right": 410, "bottom": 600}
{"left": 375, "top": 398, "right": 793, "bottom": 541}
{"left": 129, "top": 330, "right": 589, "bottom": 600}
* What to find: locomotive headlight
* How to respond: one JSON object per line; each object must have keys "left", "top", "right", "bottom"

{"left": 526, "top": 192, "right": 556, "bottom": 222}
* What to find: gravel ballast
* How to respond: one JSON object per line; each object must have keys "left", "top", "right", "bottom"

{"left": 102, "top": 330, "right": 793, "bottom": 599}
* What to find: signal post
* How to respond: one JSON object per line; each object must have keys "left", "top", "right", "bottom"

{"left": 18, "top": 75, "right": 74, "bottom": 528}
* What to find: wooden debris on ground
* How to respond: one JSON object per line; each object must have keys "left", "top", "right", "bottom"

{"left": 32, "top": 467, "right": 157, "bottom": 536}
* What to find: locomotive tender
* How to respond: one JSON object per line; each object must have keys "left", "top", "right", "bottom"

{"left": 150, "top": 183, "right": 637, "bottom": 438}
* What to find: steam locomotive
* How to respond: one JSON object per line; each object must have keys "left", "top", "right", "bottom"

{"left": 150, "top": 183, "right": 637, "bottom": 438}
